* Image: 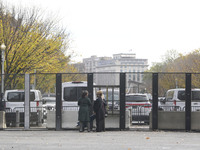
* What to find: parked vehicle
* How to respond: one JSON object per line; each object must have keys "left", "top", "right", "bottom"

{"left": 42, "top": 93, "right": 56, "bottom": 98}
{"left": 42, "top": 97, "right": 56, "bottom": 119}
{"left": 4, "top": 89, "right": 43, "bottom": 126}
{"left": 159, "top": 88, "right": 200, "bottom": 111}
{"left": 101, "top": 88, "right": 119, "bottom": 111}
{"left": 125, "top": 93, "right": 151, "bottom": 124}
{"left": 62, "top": 81, "right": 96, "bottom": 110}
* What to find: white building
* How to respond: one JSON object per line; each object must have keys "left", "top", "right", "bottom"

{"left": 82, "top": 53, "right": 148, "bottom": 89}
{"left": 83, "top": 55, "right": 112, "bottom": 73}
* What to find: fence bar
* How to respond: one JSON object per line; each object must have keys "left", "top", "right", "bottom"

{"left": 87, "top": 73, "right": 93, "bottom": 130}
{"left": 56, "top": 73, "right": 62, "bottom": 130}
{"left": 152, "top": 73, "right": 158, "bottom": 130}
{"left": 185, "top": 73, "right": 191, "bottom": 131}
{"left": 24, "top": 74, "right": 30, "bottom": 130}
{"left": 87, "top": 73, "right": 93, "bottom": 104}
{"left": 120, "top": 73, "right": 126, "bottom": 130}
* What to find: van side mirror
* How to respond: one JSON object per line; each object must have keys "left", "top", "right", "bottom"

{"left": 159, "top": 98, "right": 166, "bottom": 104}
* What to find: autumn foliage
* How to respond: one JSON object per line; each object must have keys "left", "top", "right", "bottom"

{"left": 0, "top": 3, "right": 79, "bottom": 91}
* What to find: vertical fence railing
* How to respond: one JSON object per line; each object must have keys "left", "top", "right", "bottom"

{"left": 185, "top": 73, "right": 191, "bottom": 131}
{"left": 120, "top": 73, "right": 126, "bottom": 130}
{"left": 87, "top": 73, "right": 93, "bottom": 130}
{"left": 56, "top": 73, "right": 62, "bottom": 130}
{"left": 24, "top": 74, "right": 30, "bottom": 130}
{"left": 152, "top": 73, "right": 158, "bottom": 130}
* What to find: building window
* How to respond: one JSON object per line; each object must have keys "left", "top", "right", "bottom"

{"left": 137, "top": 74, "right": 140, "bottom": 82}
{"left": 133, "top": 75, "right": 136, "bottom": 81}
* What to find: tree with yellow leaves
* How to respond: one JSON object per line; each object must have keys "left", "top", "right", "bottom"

{"left": 0, "top": 2, "right": 75, "bottom": 90}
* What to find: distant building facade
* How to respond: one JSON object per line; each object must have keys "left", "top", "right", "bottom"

{"left": 83, "top": 55, "right": 112, "bottom": 73}
{"left": 78, "top": 53, "right": 149, "bottom": 92}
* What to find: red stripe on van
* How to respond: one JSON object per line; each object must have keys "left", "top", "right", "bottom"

{"left": 36, "top": 101, "right": 39, "bottom": 107}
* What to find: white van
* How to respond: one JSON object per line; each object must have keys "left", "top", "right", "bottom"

{"left": 4, "top": 89, "right": 43, "bottom": 126}
{"left": 159, "top": 88, "right": 200, "bottom": 111}
{"left": 4, "top": 89, "right": 43, "bottom": 112}
{"left": 62, "top": 81, "right": 96, "bottom": 110}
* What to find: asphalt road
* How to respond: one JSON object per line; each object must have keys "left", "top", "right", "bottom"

{"left": 0, "top": 129, "right": 200, "bottom": 150}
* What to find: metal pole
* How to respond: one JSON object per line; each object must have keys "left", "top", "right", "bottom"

{"left": 56, "top": 73, "right": 62, "bottom": 130}
{"left": 87, "top": 73, "right": 93, "bottom": 130}
{"left": 185, "top": 73, "right": 191, "bottom": 131}
{"left": 120, "top": 73, "right": 126, "bottom": 130}
{"left": 152, "top": 73, "right": 158, "bottom": 130}
{"left": 24, "top": 74, "right": 30, "bottom": 130}
{"left": 0, "top": 43, "right": 6, "bottom": 111}
{"left": 1, "top": 48, "right": 4, "bottom": 95}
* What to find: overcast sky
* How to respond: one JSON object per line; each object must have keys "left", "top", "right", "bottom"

{"left": 3, "top": 0, "right": 200, "bottom": 66}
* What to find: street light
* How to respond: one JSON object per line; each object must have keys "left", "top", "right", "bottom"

{"left": 1, "top": 43, "right": 6, "bottom": 103}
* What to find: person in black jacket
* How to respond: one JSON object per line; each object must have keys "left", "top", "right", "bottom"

{"left": 93, "top": 90, "right": 106, "bottom": 132}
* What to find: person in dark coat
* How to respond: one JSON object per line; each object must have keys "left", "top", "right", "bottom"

{"left": 93, "top": 90, "right": 106, "bottom": 132}
{"left": 78, "top": 90, "right": 91, "bottom": 132}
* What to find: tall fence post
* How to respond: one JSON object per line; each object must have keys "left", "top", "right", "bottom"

{"left": 56, "top": 73, "right": 62, "bottom": 130}
{"left": 87, "top": 73, "right": 93, "bottom": 130}
{"left": 152, "top": 73, "right": 158, "bottom": 130}
{"left": 87, "top": 73, "right": 93, "bottom": 104}
{"left": 24, "top": 74, "right": 30, "bottom": 130}
{"left": 185, "top": 73, "right": 191, "bottom": 131}
{"left": 120, "top": 73, "right": 126, "bottom": 130}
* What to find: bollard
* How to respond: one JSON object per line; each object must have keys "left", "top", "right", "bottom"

{"left": 16, "top": 111, "right": 20, "bottom": 127}
{"left": 0, "top": 111, "right": 6, "bottom": 129}
{"left": 37, "top": 110, "right": 42, "bottom": 127}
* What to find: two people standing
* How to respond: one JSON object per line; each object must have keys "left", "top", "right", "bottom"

{"left": 78, "top": 90, "right": 106, "bottom": 132}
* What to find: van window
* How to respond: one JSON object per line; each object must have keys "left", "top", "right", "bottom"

{"left": 166, "top": 91, "right": 174, "bottom": 101}
{"left": 63, "top": 87, "right": 87, "bottom": 101}
{"left": 7, "top": 92, "right": 35, "bottom": 102}
{"left": 178, "top": 91, "right": 200, "bottom": 101}
{"left": 177, "top": 91, "right": 185, "bottom": 100}
{"left": 192, "top": 91, "right": 200, "bottom": 100}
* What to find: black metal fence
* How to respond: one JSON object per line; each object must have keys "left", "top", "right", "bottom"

{"left": 0, "top": 72, "right": 200, "bottom": 131}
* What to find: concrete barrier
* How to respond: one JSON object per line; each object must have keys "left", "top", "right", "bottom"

{"left": 0, "top": 111, "right": 6, "bottom": 129}
{"left": 150, "top": 111, "right": 200, "bottom": 130}
{"left": 105, "top": 110, "right": 131, "bottom": 129}
{"left": 46, "top": 110, "right": 131, "bottom": 129}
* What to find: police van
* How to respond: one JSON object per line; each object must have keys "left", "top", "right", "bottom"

{"left": 159, "top": 88, "right": 200, "bottom": 111}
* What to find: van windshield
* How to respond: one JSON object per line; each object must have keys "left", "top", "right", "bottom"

{"left": 7, "top": 92, "right": 35, "bottom": 102}
{"left": 178, "top": 91, "right": 200, "bottom": 101}
{"left": 63, "top": 87, "right": 87, "bottom": 101}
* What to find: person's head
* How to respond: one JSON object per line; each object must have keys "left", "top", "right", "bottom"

{"left": 82, "top": 90, "right": 88, "bottom": 98}
{"left": 96, "top": 90, "right": 103, "bottom": 98}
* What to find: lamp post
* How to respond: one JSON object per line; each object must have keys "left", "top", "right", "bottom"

{"left": 1, "top": 43, "right": 6, "bottom": 103}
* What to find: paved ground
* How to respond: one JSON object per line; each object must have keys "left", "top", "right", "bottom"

{"left": 0, "top": 129, "right": 200, "bottom": 150}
